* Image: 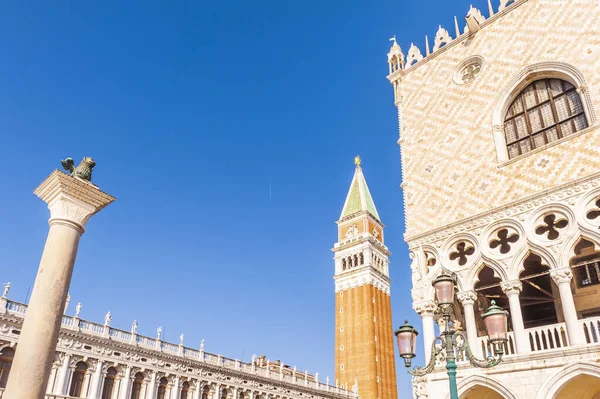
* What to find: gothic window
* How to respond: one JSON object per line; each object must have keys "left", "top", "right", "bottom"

{"left": 131, "top": 372, "right": 144, "bottom": 399}
{"left": 0, "top": 347, "right": 14, "bottom": 388}
{"left": 157, "top": 377, "right": 169, "bottom": 399}
{"left": 101, "top": 367, "right": 117, "bottom": 399}
{"left": 504, "top": 78, "right": 588, "bottom": 158}
{"left": 181, "top": 381, "right": 190, "bottom": 399}
{"left": 68, "top": 361, "right": 87, "bottom": 397}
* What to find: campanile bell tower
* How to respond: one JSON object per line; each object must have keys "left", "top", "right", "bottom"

{"left": 333, "top": 157, "right": 398, "bottom": 399}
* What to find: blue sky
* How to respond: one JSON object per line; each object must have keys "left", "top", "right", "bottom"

{"left": 0, "top": 0, "right": 486, "bottom": 395}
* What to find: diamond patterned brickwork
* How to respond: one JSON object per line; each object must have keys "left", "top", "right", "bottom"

{"left": 396, "top": 0, "right": 600, "bottom": 240}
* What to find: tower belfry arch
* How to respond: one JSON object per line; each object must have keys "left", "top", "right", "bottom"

{"left": 333, "top": 157, "right": 398, "bottom": 399}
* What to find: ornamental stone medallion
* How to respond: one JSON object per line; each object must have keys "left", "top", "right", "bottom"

{"left": 453, "top": 56, "right": 484, "bottom": 85}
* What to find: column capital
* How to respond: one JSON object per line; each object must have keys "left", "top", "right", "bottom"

{"left": 457, "top": 291, "right": 477, "bottom": 305}
{"left": 501, "top": 280, "right": 523, "bottom": 295}
{"left": 550, "top": 268, "right": 573, "bottom": 285}
{"left": 413, "top": 300, "right": 436, "bottom": 316}
{"left": 34, "top": 170, "right": 115, "bottom": 232}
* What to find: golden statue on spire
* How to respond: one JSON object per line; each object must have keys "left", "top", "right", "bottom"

{"left": 354, "top": 155, "right": 361, "bottom": 167}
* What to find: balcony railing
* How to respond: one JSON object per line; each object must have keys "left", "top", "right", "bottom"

{"left": 434, "top": 316, "right": 600, "bottom": 368}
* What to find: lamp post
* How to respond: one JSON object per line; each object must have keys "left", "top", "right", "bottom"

{"left": 395, "top": 273, "right": 509, "bottom": 399}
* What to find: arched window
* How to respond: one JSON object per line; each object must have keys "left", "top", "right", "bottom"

{"left": 101, "top": 367, "right": 117, "bottom": 399}
{"left": 0, "top": 347, "right": 15, "bottom": 388}
{"left": 180, "top": 381, "right": 190, "bottom": 399}
{"left": 201, "top": 386, "right": 210, "bottom": 399}
{"left": 342, "top": 259, "right": 346, "bottom": 271}
{"left": 157, "top": 377, "right": 169, "bottom": 399}
{"left": 221, "top": 388, "right": 228, "bottom": 399}
{"left": 504, "top": 78, "right": 588, "bottom": 158}
{"left": 69, "top": 361, "right": 88, "bottom": 397}
{"left": 131, "top": 372, "right": 144, "bottom": 399}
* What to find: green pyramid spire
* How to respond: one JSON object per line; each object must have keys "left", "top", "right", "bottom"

{"left": 340, "top": 157, "right": 381, "bottom": 220}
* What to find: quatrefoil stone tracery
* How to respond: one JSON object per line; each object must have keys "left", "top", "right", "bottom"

{"left": 535, "top": 214, "right": 568, "bottom": 240}
{"left": 489, "top": 229, "right": 519, "bottom": 254}
{"left": 586, "top": 199, "right": 600, "bottom": 222}
{"left": 449, "top": 242, "right": 475, "bottom": 266}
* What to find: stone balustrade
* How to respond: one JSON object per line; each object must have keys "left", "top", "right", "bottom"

{"left": 0, "top": 296, "right": 354, "bottom": 399}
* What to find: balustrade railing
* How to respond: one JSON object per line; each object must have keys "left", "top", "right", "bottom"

{"left": 1, "top": 299, "right": 353, "bottom": 396}
{"left": 527, "top": 322, "right": 569, "bottom": 351}
{"left": 581, "top": 316, "right": 600, "bottom": 344}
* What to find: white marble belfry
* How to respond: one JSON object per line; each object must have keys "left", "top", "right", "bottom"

{"left": 4, "top": 170, "right": 114, "bottom": 399}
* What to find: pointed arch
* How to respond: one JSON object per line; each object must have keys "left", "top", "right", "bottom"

{"left": 559, "top": 233, "right": 600, "bottom": 268}
{"left": 508, "top": 244, "right": 556, "bottom": 280}
{"left": 464, "top": 260, "right": 507, "bottom": 291}
{"left": 536, "top": 362, "right": 600, "bottom": 399}
{"left": 452, "top": 373, "right": 517, "bottom": 399}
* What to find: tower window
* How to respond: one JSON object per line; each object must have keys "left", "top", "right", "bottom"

{"left": 340, "top": 326, "right": 344, "bottom": 332}
{"left": 504, "top": 78, "right": 588, "bottom": 158}
{"left": 340, "top": 308, "right": 344, "bottom": 314}
{"left": 340, "top": 364, "right": 345, "bottom": 371}
{"left": 339, "top": 291, "right": 344, "bottom": 297}
{"left": 340, "top": 345, "right": 345, "bottom": 351}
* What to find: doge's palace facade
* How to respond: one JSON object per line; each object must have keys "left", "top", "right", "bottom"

{"left": 387, "top": 0, "right": 600, "bottom": 398}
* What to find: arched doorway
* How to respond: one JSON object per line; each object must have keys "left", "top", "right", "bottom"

{"left": 101, "top": 367, "right": 117, "bottom": 399}
{"left": 131, "top": 372, "right": 144, "bottom": 399}
{"left": 0, "top": 347, "right": 15, "bottom": 388}
{"left": 461, "top": 385, "right": 505, "bottom": 399}
{"left": 554, "top": 374, "right": 600, "bottom": 399}
{"left": 69, "top": 361, "right": 88, "bottom": 397}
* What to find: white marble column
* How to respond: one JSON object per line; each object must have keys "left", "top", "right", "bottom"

{"left": 192, "top": 381, "right": 202, "bottom": 399}
{"left": 53, "top": 353, "right": 71, "bottom": 395}
{"left": 170, "top": 376, "right": 181, "bottom": 399}
{"left": 501, "top": 280, "right": 530, "bottom": 353}
{"left": 413, "top": 301, "right": 436, "bottom": 360}
{"left": 119, "top": 365, "right": 132, "bottom": 399}
{"left": 551, "top": 269, "right": 585, "bottom": 345}
{"left": 213, "top": 384, "right": 220, "bottom": 399}
{"left": 4, "top": 170, "right": 115, "bottom": 399}
{"left": 88, "top": 360, "right": 104, "bottom": 399}
{"left": 147, "top": 371, "right": 158, "bottom": 399}
{"left": 457, "top": 291, "right": 480, "bottom": 357}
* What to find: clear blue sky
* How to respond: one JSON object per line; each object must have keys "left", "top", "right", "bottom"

{"left": 0, "top": 0, "right": 484, "bottom": 395}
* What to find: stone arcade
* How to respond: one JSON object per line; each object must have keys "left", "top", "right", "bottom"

{"left": 387, "top": 0, "right": 600, "bottom": 398}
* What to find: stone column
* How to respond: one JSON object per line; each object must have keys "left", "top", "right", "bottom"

{"left": 413, "top": 301, "right": 436, "bottom": 360}
{"left": 551, "top": 269, "right": 585, "bottom": 345}
{"left": 457, "top": 291, "right": 480, "bottom": 357}
{"left": 4, "top": 170, "right": 115, "bottom": 399}
{"left": 170, "top": 376, "right": 181, "bottom": 399}
{"left": 53, "top": 353, "right": 71, "bottom": 395}
{"left": 213, "top": 384, "right": 220, "bottom": 399}
{"left": 147, "top": 371, "right": 158, "bottom": 399}
{"left": 192, "top": 381, "right": 202, "bottom": 399}
{"left": 501, "top": 280, "right": 530, "bottom": 353}
{"left": 119, "top": 365, "right": 132, "bottom": 399}
{"left": 88, "top": 359, "right": 104, "bottom": 399}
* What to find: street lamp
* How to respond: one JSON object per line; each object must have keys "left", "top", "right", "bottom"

{"left": 395, "top": 273, "right": 509, "bottom": 399}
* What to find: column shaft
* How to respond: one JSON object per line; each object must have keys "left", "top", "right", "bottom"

{"left": 147, "top": 371, "right": 157, "bottom": 399}
{"left": 506, "top": 291, "right": 530, "bottom": 353}
{"left": 54, "top": 352, "right": 72, "bottom": 395}
{"left": 88, "top": 360, "right": 104, "bottom": 399}
{"left": 421, "top": 313, "right": 435, "bottom": 360}
{"left": 463, "top": 302, "right": 480, "bottom": 357}
{"left": 556, "top": 280, "right": 584, "bottom": 345}
{"left": 119, "top": 365, "right": 131, "bottom": 399}
{"left": 170, "top": 376, "right": 181, "bottom": 399}
{"left": 8, "top": 223, "right": 81, "bottom": 398}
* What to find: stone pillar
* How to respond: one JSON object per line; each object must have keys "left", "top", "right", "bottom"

{"left": 501, "top": 280, "right": 530, "bottom": 354}
{"left": 551, "top": 269, "right": 585, "bottom": 345}
{"left": 119, "top": 365, "right": 132, "bottom": 399}
{"left": 192, "top": 381, "right": 202, "bottom": 399}
{"left": 213, "top": 384, "right": 220, "bottom": 399}
{"left": 457, "top": 291, "right": 481, "bottom": 357}
{"left": 88, "top": 359, "right": 104, "bottom": 399}
{"left": 147, "top": 371, "right": 158, "bottom": 399}
{"left": 4, "top": 170, "right": 115, "bottom": 399}
{"left": 170, "top": 376, "right": 181, "bottom": 399}
{"left": 413, "top": 301, "right": 436, "bottom": 360}
{"left": 53, "top": 353, "right": 71, "bottom": 395}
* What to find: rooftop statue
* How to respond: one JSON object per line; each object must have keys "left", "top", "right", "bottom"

{"left": 61, "top": 157, "right": 96, "bottom": 182}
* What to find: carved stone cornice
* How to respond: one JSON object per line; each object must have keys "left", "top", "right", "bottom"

{"left": 550, "top": 268, "right": 573, "bottom": 285}
{"left": 501, "top": 280, "right": 523, "bottom": 296}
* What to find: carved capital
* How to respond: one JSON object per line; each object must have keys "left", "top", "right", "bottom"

{"left": 34, "top": 170, "right": 115, "bottom": 232}
{"left": 457, "top": 291, "right": 477, "bottom": 305}
{"left": 501, "top": 280, "right": 523, "bottom": 296}
{"left": 413, "top": 301, "right": 436, "bottom": 316}
{"left": 550, "top": 268, "right": 573, "bottom": 285}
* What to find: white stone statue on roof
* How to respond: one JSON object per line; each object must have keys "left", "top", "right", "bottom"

{"left": 132, "top": 320, "right": 138, "bottom": 334}
{"left": 200, "top": 339, "right": 205, "bottom": 352}
{"left": 179, "top": 334, "right": 184, "bottom": 346}
{"left": 104, "top": 311, "right": 111, "bottom": 326}
{"left": 157, "top": 327, "right": 162, "bottom": 340}
{"left": 75, "top": 302, "right": 82, "bottom": 317}
{"left": 2, "top": 282, "right": 10, "bottom": 298}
